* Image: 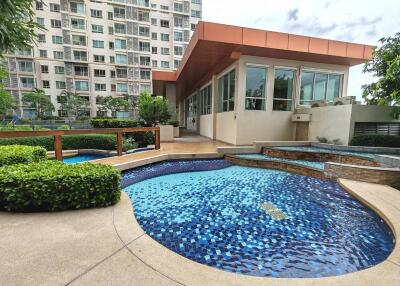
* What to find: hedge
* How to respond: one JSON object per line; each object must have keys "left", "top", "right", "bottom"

{"left": 350, "top": 135, "right": 400, "bottom": 148}
{"left": 91, "top": 118, "right": 139, "bottom": 128}
{"left": 0, "top": 134, "right": 137, "bottom": 151}
{"left": 0, "top": 161, "right": 121, "bottom": 212}
{"left": 91, "top": 118, "right": 154, "bottom": 147}
{"left": 0, "top": 145, "right": 47, "bottom": 167}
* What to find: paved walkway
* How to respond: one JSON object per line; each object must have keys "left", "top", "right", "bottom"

{"left": 95, "top": 131, "right": 229, "bottom": 167}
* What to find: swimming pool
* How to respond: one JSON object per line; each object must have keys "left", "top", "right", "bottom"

{"left": 123, "top": 160, "right": 394, "bottom": 278}
{"left": 63, "top": 154, "right": 107, "bottom": 164}
{"left": 236, "top": 153, "right": 325, "bottom": 170}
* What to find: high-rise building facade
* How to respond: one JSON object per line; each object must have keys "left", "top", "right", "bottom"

{"left": 2, "top": 0, "right": 202, "bottom": 118}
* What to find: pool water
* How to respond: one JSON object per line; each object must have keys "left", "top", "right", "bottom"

{"left": 63, "top": 154, "right": 107, "bottom": 164}
{"left": 123, "top": 161, "right": 394, "bottom": 278}
{"left": 236, "top": 153, "right": 325, "bottom": 170}
{"left": 273, "top": 146, "right": 377, "bottom": 159}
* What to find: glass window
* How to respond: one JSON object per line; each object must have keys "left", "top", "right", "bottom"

{"left": 55, "top": 66, "right": 65, "bottom": 74}
{"left": 161, "top": 47, "right": 169, "bottom": 55}
{"left": 115, "top": 39, "right": 127, "bottom": 49}
{"left": 116, "top": 68, "right": 128, "bottom": 78}
{"left": 53, "top": 51, "right": 64, "bottom": 59}
{"left": 273, "top": 69, "right": 294, "bottom": 111}
{"left": 38, "top": 34, "right": 46, "bottom": 43}
{"left": 92, "top": 24, "right": 103, "bottom": 33}
{"left": 160, "top": 20, "right": 169, "bottom": 28}
{"left": 174, "top": 46, "right": 183, "bottom": 56}
{"left": 116, "top": 83, "right": 128, "bottom": 92}
{"left": 114, "top": 7, "right": 126, "bottom": 18}
{"left": 174, "top": 31, "right": 183, "bottom": 42}
{"left": 299, "top": 71, "right": 342, "bottom": 105}
{"left": 326, "top": 74, "right": 341, "bottom": 102}
{"left": 94, "top": 55, "right": 105, "bottom": 63}
{"left": 140, "top": 70, "right": 151, "bottom": 80}
{"left": 139, "top": 26, "right": 150, "bottom": 37}
{"left": 36, "top": 17, "right": 45, "bottom": 26}
{"left": 115, "top": 54, "right": 127, "bottom": 64}
{"left": 70, "top": 2, "right": 85, "bottom": 14}
{"left": 161, "top": 61, "right": 169, "bottom": 68}
{"left": 114, "top": 23, "right": 126, "bottom": 34}
{"left": 18, "top": 61, "right": 33, "bottom": 72}
{"left": 200, "top": 84, "right": 212, "bottom": 115}
{"left": 161, "top": 33, "right": 169, "bottom": 41}
{"left": 50, "top": 3, "right": 60, "bottom": 12}
{"left": 75, "top": 80, "right": 89, "bottom": 91}
{"left": 56, "top": 81, "right": 66, "bottom": 89}
{"left": 187, "top": 95, "right": 196, "bottom": 117}
{"left": 93, "top": 40, "right": 104, "bottom": 48}
{"left": 52, "top": 35, "right": 63, "bottom": 44}
{"left": 72, "top": 35, "right": 86, "bottom": 46}
{"left": 73, "top": 50, "right": 87, "bottom": 61}
{"left": 51, "top": 19, "right": 61, "bottom": 28}
{"left": 39, "top": 50, "right": 47, "bottom": 58}
{"left": 139, "top": 41, "right": 150, "bottom": 52}
{"left": 41, "top": 65, "right": 49, "bottom": 73}
{"left": 217, "top": 69, "right": 235, "bottom": 113}
{"left": 91, "top": 9, "right": 102, "bottom": 18}
{"left": 245, "top": 66, "right": 267, "bottom": 110}
{"left": 20, "top": 77, "right": 35, "bottom": 88}
{"left": 71, "top": 18, "right": 85, "bottom": 29}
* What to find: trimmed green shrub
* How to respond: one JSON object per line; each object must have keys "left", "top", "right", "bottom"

{"left": 0, "top": 145, "right": 47, "bottom": 167}
{"left": 57, "top": 124, "right": 70, "bottom": 130}
{"left": 167, "top": 120, "right": 179, "bottom": 127}
{"left": 0, "top": 134, "right": 137, "bottom": 151}
{"left": 350, "top": 135, "right": 400, "bottom": 147}
{"left": 91, "top": 118, "right": 139, "bottom": 128}
{"left": 0, "top": 125, "right": 33, "bottom": 131}
{"left": 0, "top": 161, "right": 121, "bottom": 212}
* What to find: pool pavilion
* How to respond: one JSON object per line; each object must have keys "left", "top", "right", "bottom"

{"left": 153, "top": 21, "right": 399, "bottom": 145}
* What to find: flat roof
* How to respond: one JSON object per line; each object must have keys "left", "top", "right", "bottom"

{"left": 153, "top": 21, "right": 374, "bottom": 99}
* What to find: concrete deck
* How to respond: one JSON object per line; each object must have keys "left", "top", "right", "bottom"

{"left": 1, "top": 179, "right": 399, "bottom": 286}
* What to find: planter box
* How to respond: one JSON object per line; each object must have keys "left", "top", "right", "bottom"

{"left": 159, "top": 125, "right": 174, "bottom": 142}
{"left": 173, "top": 126, "right": 179, "bottom": 137}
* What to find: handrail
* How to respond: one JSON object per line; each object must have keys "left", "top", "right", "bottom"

{"left": 0, "top": 127, "right": 161, "bottom": 161}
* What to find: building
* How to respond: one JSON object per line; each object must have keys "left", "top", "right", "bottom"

{"left": 2, "top": 0, "right": 202, "bottom": 118}
{"left": 153, "top": 21, "right": 400, "bottom": 145}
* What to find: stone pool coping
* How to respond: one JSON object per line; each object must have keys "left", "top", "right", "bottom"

{"left": 116, "top": 179, "right": 400, "bottom": 286}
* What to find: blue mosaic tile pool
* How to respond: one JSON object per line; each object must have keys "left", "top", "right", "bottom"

{"left": 63, "top": 154, "right": 107, "bottom": 164}
{"left": 273, "top": 146, "right": 376, "bottom": 159}
{"left": 123, "top": 160, "right": 395, "bottom": 278}
{"left": 236, "top": 153, "right": 325, "bottom": 170}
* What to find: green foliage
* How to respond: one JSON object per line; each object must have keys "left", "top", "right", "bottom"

{"left": 22, "top": 89, "right": 55, "bottom": 119}
{"left": 0, "top": 64, "right": 15, "bottom": 117}
{"left": 363, "top": 33, "right": 400, "bottom": 110}
{"left": 0, "top": 145, "right": 47, "bottom": 167}
{"left": 0, "top": 0, "right": 44, "bottom": 55}
{"left": 167, "top": 120, "right": 180, "bottom": 127}
{"left": 137, "top": 92, "right": 171, "bottom": 126}
{"left": 57, "top": 124, "right": 70, "bottom": 130}
{"left": 91, "top": 118, "right": 139, "bottom": 128}
{"left": 59, "top": 91, "right": 90, "bottom": 120}
{"left": 350, "top": 135, "right": 400, "bottom": 148}
{"left": 316, "top": 136, "right": 328, "bottom": 143}
{"left": 96, "top": 96, "right": 130, "bottom": 117}
{"left": 0, "top": 125, "right": 32, "bottom": 131}
{"left": 0, "top": 134, "right": 137, "bottom": 151}
{"left": 0, "top": 161, "right": 121, "bottom": 212}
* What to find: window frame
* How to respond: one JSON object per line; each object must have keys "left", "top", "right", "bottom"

{"left": 298, "top": 68, "right": 344, "bottom": 106}
{"left": 272, "top": 67, "right": 296, "bottom": 112}
{"left": 244, "top": 64, "right": 268, "bottom": 111}
{"left": 200, "top": 83, "right": 212, "bottom": 115}
{"left": 217, "top": 67, "right": 236, "bottom": 113}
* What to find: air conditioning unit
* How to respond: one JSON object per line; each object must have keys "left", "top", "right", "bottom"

{"left": 333, "top": 96, "right": 356, "bottom": 106}
{"left": 310, "top": 100, "right": 327, "bottom": 108}
{"left": 292, "top": 114, "right": 311, "bottom": 122}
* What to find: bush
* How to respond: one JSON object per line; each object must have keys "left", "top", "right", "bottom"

{"left": 91, "top": 118, "right": 139, "bottom": 128}
{"left": 0, "top": 125, "right": 33, "bottom": 131}
{"left": 57, "top": 124, "right": 70, "bottom": 130}
{"left": 0, "top": 161, "right": 121, "bottom": 212}
{"left": 0, "top": 134, "right": 136, "bottom": 151}
{"left": 0, "top": 145, "right": 47, "bottom": 167}
{"left": 167, "top": 120, "right": 179, "bottom": 127}
{"left": 350, "top": 135, "right": 400, "bottom": 147}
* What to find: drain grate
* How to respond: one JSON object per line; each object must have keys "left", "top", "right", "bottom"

{"left": 260, "top": 202, "right": 288, "bottom": 220}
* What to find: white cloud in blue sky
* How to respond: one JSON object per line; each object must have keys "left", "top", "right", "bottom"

{"left": 202, "top": 0, "right": 400, "bottom": 101}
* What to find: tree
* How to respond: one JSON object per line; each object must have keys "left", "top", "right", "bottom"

{"left": 137, "top": 92, "right": 171, "bottom": 126}
{"left": 22, "top": 89, "right": 54, "bottom": 119}
{"left": 96, "top": 96, "right": 129, "bottom": 117}
{"left": 59, "top": 91, "right": 90, "bottom": 120}
{"left": 362, "top": 33, "right": 400, "bottom": 109}
{"left": 0, "top": 64, "right": 14, "bottom": 118}
{"left": 0, "top": 0, "right": 44, "bottom": 56}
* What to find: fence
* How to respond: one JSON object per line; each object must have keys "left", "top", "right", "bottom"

{"left": 0, "top": 127, "right": 160, "bottom": 160}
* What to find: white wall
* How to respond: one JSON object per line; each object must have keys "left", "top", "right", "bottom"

{"left": 216, "top": 112, "right": 237, "bottom": 144}
{"left": 166, "top": 83, "right": 177, "bottom": 116}
{"left": 199, "top": 114, "right": 213, "bottom": 138}
{"left": 306, "top": 105, "right": 353, "bottom": 144}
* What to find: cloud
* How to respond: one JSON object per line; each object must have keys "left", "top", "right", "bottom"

{"left": 287, "top": 9, "right": 299, "bottom": 21}
{"left": 344, "top": 17, "right": 382, "bottom": 28}
{"left": 285, "top": 15, "right": 337, "bottom": 37}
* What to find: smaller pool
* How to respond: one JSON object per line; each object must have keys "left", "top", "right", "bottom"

{"left": 63, "top": 154, "right": 107, "bottom": 164}
{"left": 272, "top": 146, "right": 376, "bottom": 159}
{"left": 236, "top": 154, "right": 325, "bottom": 170}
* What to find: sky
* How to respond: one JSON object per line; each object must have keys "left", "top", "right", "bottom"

{"left": 202, "top": 0, "right": 400, "bottom": 102}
